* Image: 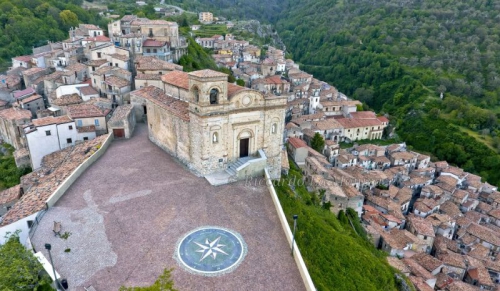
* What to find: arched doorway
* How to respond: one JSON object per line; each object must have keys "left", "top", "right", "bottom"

{"left": 237, "top": 130, "right": 253, "bottom": 158}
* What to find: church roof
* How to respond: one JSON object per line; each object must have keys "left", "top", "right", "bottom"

{"left": 227, "top": 83, "right": 247, "bottom": 98}
{"left": 131, "top": 86, "right": 189, "bottom": 121}
{"left": 188, "top": 69, "right": 228, "bottom": 78}
{"left": 161, "top": 71, "right": 189, "bottom": 90}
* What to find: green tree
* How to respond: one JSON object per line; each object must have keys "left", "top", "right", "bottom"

{"left": 0, "top": 232, "right": 53, "bottom": 290}
{"left": 119, "top": 268, "right": 177, "bottom": 291}
{"left": 310, "top": 132, "right": 325, "bottom": 152}
{"left": 236, "top": 79, "right": 245, "bottom": 86}
{"left": 59, "top": 10, "right": 79, "bottom": 30}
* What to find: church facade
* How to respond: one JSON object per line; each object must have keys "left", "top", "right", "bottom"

{"left": 130, "top": 69, "right": 286, "bottom": 179}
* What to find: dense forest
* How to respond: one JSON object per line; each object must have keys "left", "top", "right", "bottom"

{"left": 275, "top": 0, "right": 500, "bottom": 186}
{"left": 0, "top": 0, "right": 108, "bottom": 71}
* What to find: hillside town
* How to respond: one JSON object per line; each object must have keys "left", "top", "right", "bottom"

{"left": 0, "top": 11, "right": 499, "bottom": 291}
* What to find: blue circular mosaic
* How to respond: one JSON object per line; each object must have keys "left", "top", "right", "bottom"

{"left": 174, "top": 226, "right": 247, "bottom": 276}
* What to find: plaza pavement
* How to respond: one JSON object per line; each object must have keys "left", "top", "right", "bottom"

{"left": 31, "top": 123, "right": 305, "bottom": 291}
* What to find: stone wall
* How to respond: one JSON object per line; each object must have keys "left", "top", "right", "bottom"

{"left": 264, "top": 168, "right": 316, "bottom": 291}
{"left": 146, "top": 100, "right": 192, "bottom": 170}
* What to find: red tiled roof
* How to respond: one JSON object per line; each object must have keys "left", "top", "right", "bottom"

{"left": 0, "top": 108, "right": 32, "bottom": 120}
{"left": 32, "top": 116, "right": 72, "bottom": 127}
{"left": 0, "top": 185, "right": 21, "bottom": 205}
{"left": 13, "top": 55, "right": 32, "bottom": 62}
{"left": 143, "top": 39, "right": 168, "bottom": 47}
{"left": 336, "top": 117, "right": 383, "bottom": 129}
{"left": 227, "top": 83, "right": 247, "bottom": 98}
{"left": 188, "top": 69, "right": 228, "bottom": 78}
{"left": 377, "top": 116, "right": 389, "bottom": 122}
{"left": 288, "top": 137, "right": 307, "bottom": 149}
{"left": 131, "top": 86, "right": 189, "bottom": 121}
{"left": 84, "top": 35, "right": 110, "bottom": 42}
{"left": 20, "top": 94, "right": 42, "bottom": 104}
{"left": 161, "top": 71, "right": 189, "bottom": 90}
{"left": 78, "top": 86, "right": 99, "bottom": 96}
{"left": 13, "top": 88, "right": 35, "bottom": 99}
{"left": 67, "top": 104, "right": 106, "bottom": 119}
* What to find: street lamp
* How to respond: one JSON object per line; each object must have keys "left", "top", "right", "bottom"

{"left": 291, "top": 214, "right": 298, "bottom": 256}
{"left": 45, "top": 243, "right": 63, "bottom": 290}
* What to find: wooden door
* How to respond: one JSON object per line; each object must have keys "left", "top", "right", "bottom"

{"left": 239, "top": 138, "right": 249, "bottom": 158}
{"left": 113, "top": 128, "right": 125, "bottom": 138}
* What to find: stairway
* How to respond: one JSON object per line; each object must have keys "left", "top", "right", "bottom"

{"left": 225, "top": 157, "right": 252, "bottom": 176}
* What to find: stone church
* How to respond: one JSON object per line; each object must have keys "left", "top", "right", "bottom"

{"left": 131, "top": 69, "right": 286, "bottom": 179}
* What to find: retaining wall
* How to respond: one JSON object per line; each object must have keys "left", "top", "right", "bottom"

{"left": 45, "top": 133, "right": 114, "bottom": 208}
{"left": 264, "top": 168, "right": 316, "bottom": 291}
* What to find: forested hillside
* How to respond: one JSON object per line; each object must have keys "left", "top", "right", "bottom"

{"left": 163, "top": 0, "right": 500, "bottom": 186}
{"left": 0, "top": 0, "right": 107, "bottom": 71}
{"left": 275, "top": 0, "right": 500, "bottom": 186}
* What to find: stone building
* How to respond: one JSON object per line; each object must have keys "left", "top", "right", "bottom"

{"left": 107, "top": 104, "right": 136, "bottom": 138}
{"left": 130, "top": 69, "right": 286, "bottom": 179}
{"left": 0, "top": 108, "right": 32, "bottom": 149}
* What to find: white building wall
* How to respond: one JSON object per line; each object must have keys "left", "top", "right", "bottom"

{"left": 56, "top": 122, "right": 79, "bottom": 149}
{"left": 26, "top": 124, "right": 62, "bottom": 170}
{"left": 77, "top": 130, "right": 96, "bottom": 141}
{"left": 55, "top": 84, "right": 88, "bottom": 98}
{"left": 0, "top": 212, "right": 38, "bottom": 246}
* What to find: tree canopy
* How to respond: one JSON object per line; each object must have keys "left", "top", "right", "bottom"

{"left": 0, "top": 233, "right": 53, "bottom": 291}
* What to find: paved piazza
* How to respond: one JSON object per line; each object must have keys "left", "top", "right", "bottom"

{"left": 31, "top": 124, "right": 304, "bottom": 291}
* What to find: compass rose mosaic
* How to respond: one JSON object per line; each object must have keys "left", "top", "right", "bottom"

{"left": 174, "top": 226, "right": 248, "bottom": 276}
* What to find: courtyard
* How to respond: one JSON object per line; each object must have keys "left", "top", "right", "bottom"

{"left": 31, "top": 124, "right": 304, "bottom": 290}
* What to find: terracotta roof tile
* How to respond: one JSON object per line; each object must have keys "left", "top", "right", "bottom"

{"left": 0, "top": 108, "right": 32, "bottom": 120}
{"left": 136, "top": 74, "right": 162, "bottom": 80}
{"left": 288, "top": 137, "right": 307, "bottom": 149}
{"left": 161, "top": 71, "right": 189, "bottom": 90}
{"left": 131, "top": 86, "right": 189, "bottom": 121}
{"left": 78, "top": 86, "right": 98, "bottom": 96}
{"left": 32, "top": 116, "right": 72, "bottom": 127}
{"left": 67, "top": 104, "right": 107, "bottom": 119}
{"left": 188, "top": 69, "right": 228, "bottom": 78}
{"left": 105, "top": 75, "right": 130, "bottom": 88}
{"left": 135, "top": 56, "right": 182, "bottom": 71}
{"left": 143, "top": 39, "right": 168, "bottom": 47}
{"left": 20, "top": 94, "right": 42, "bottom": 104}
{"left": 408, "top": 214, "right": 435, "bottom": 237}
{"left": 50, "top": 94, "right": 83, "bottom": 106}
{"left": 0, "top": 185, "right": 21, "bottom": 205}
{"left": 1, "top": 136, "right": 108, "bottom": 226}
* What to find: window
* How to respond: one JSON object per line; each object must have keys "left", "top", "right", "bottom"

{"left": 83, "top": 137, "right": 89, "bottom": 141}
{"left": 212, "top": 132, "right": 218, "bottom": 143}
{"left": 153, "top": 49, "right": 157, "bottom": 53}
{"left": 209, "top": 88, "right": 219, "bottom": 105}
{"left": 92, "top": 66, "right": 95, "bottom": 72}
{"left": 149, "top": 28, "right": 153, "bottom": 37}
{"left": 271, "top": 123, "right": 277, "bottom": 134}
{"left": 45, "top": 130, "right": 51, "bottom": 136}
{"left": 115, "top": 63, "right": 118, "bottom": 67}
{"left": 94, "top": 119, "right": 100, "bottom": 126}
{"left": 97, "top": 52, "right": 101, "bottom": 58}
{"left": 423, "top": 235, "right": 427, "bottom": 240}
{"left": 93, "top": 79, "right": 96, "bottom": 84}
{"left": 69, "top": 125, "right": 73, "bottom": 130}
{"left": 77, "top": 120, "right": 83, "bottom": 127}
{"left": 146, "top": 49, "right": 151, "bottom": 53}
{"left": 67, "top": 138, "right": 72, "bottom": 144}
